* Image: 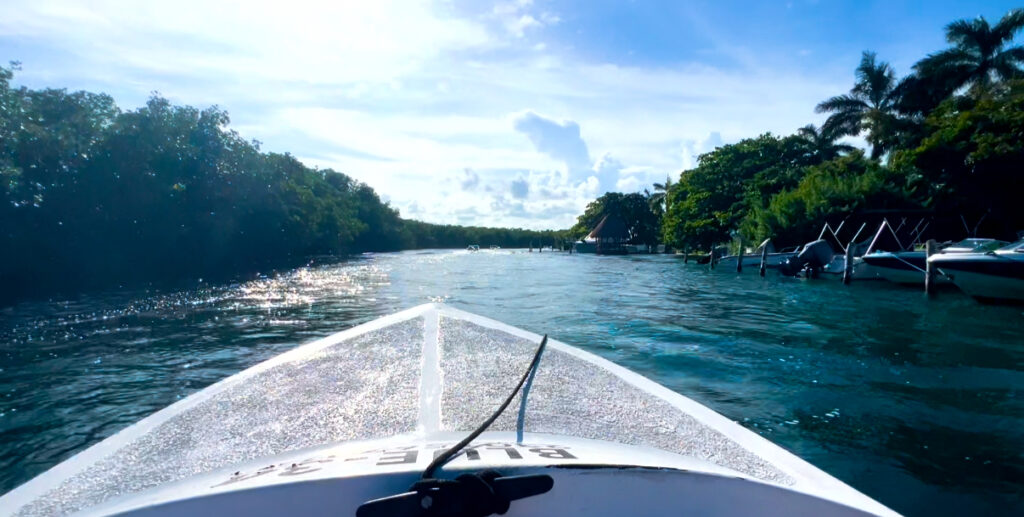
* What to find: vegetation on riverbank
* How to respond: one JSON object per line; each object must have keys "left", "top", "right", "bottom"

{"left": 574, "top": 9, "right": 1024, "bottom": 250}
{"left": 0, "top": 65, "right": 559, "bottom": 303}
{"left": 4, "top": 10, "right": 1021, "bottom": 302}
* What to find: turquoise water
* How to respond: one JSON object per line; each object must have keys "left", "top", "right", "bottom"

{"left": 1, "top": 249, "right": 1022, "bottom": 515}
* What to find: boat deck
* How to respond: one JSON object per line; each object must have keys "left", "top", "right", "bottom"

{"left": 2, "top": 304, "right": 889, "bottom": 516}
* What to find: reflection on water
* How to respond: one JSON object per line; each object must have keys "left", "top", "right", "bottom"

{"left": 1, "top": 249, "right": 1022, "bottom": 515}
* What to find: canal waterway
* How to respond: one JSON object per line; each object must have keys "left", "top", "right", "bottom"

{"left": 1, "top": 249, "right": 1021, "bottom": 515}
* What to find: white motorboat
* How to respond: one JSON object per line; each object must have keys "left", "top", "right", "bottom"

{"left": 0, "top": 304, "right": 897, "bottom": 516}
{"left": 779, "top": 222, "right": 882, "bottom": 281}
{"left": 862, "top": 238, "right": 1007, "bottom": 285}
{"left": 716, "top": 239, "right": 799, "bottom": 270}
{"left": 928, "top": 239, "right": 1024, "bottom": 302}
{"left": 817, "top": 220, "right": 929, "bottom": 282}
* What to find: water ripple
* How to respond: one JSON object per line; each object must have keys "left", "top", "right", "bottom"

{"left": 1, "top": 250, "right": 1022, "bottom": 515}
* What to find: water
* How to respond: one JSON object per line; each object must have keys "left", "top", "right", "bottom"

{"left": 1, "top": 249, "right": 1021, "bottom": 515}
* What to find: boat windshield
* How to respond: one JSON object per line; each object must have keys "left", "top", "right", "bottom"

{"left": 1000, "top": 239, "right": 1024, "bottom": 252}
{"left": 946, "top": 238, "right": 1007, "bottom": 253}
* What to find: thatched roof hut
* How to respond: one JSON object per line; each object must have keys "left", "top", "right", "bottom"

{"left": 587, "top": 214, "right": 630, "bottom": 242}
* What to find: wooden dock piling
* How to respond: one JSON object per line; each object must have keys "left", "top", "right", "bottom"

{"left": 842, "top": 242, "right": 854, "bottom": 285}
{"left": 925, "top": 239, "right": 936, "bottom": 295}
{"left": 709, "top": 247, "right": 716, "bottom": 270}
{"left": 736, "top": 238, "right": 744, "bottom": 273}
{"left": 684, "top": 247, "right": 689, "bottom": 263}
{"left": 759, "top": 244, "right": 768, "bottom": 277}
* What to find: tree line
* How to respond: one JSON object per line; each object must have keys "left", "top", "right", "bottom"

{"left": 572, "top": 9, "right": 1024, "bottom": 251}
{"left": 0, "top": 65, "right": 557, "bottom": 304}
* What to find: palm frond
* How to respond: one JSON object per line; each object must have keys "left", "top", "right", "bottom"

{"left": 994, "top": 8, "right": 1024, "bottom": 42}
{"left": 893, "top": 72, "right": 963, "bottom": 116}
{"left": 819, "top": 123, "right": 849, "bottom": 143}
{"left": 795, "top": 124, "right": 819, "bottom": 139}
{"left": 815, "top": 94, "right": 869, "bottom": 114}
{"left": 945, "top": 19, "right": 975, "bottom": 45}
{"left": 915, "top": 48, "right": 974, "bottom": 75}
{"left": 852, "top": 51, "right": 896, "bottom": 106}
{"left": 999, "top": 44, "right": 1024, "bottom": 63}
{"left": 946, "top": 18, "right": 988, "bottom": 49}
{"left": 652, "top": 176, "right": 672, "bottom": 193}
{"left": 821, "top": 111, "right": 862, "bottom": 138}
{"left": 992, "top": 50, "right": 1024, "bottom": 81}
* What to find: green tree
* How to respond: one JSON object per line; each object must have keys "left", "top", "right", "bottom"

{"left": 891, "top": 80, "right": 1024, "bottom": 238}
{"left": 0, "top": 62, "right": 24, "bottom": 204}
{"left": 572, "top": 192, "right": 661, "bottom": 245}
{"left": 742, "top": 152, "right": 915, "bottom": 245}
{"left": 816, "top": 51, "right": 902, "bottom": 159}
{"left": 660, "top": 134, "right": 813, "bottom": 250}
{"left": 794, "top": 124, "right": 857, "bottom": 162}
{"left": 647, "top": 175, "right": 674, "bottom": 214}
{"left": 914, "top": 9, "right": 1024, "bottom": 95}
{"left": 0, "top": 69, "right": 573, "bottom": 304}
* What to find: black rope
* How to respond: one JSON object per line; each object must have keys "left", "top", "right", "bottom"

{"left": 422, "top": 334, "right": 548, "bottom": 479}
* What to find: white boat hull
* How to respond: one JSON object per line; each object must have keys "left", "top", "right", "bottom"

{"left": 940, "top": 269, "right": 1024, "bottom": 302}
{"left": 818, "top": 257, "right": 883, "bottom": 281}
{"left": 716, "top": 253, "right": 795, "bottom": 269}
{"left": 0, "top": 304, "right": 897, "bottom": 517}
{"left": 72, "top": 432, "right": 882, "bottom": 517}
{"left": 929, "top": 244, "right": 1024, "bottom": 302}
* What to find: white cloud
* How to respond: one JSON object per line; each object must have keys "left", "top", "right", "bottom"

{"left": 590, "top": 153, "right": 624, "bottom": 194}
{"left": 490, "top": 0, "right": 555, "bottom": 38}
{"left": 512, "top": 111, "right": 591, "bottom": 176}
{"left": 680, "top": 131, "right": 727, "bottom": 170}
{"left": 615, "top": 175, "right": 643, "bottom": 193}
{"left": 460, "top": 169, "right": 480, "bottom": 191}
{"left": 510, "top": 176, "right": 530, "bottom": 199}
{"left": 508, "top": 15, "right": 541, "bottom": 37}
{"left": 2, "top": 1, "right": 492, "bottom": 88}
{"left": 1, "top": 0, "right": 849, "bottom": 229}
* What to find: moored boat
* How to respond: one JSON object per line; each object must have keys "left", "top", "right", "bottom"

{"left": 0, "top": 304, "right": 898, "bottom": 516}
{"left": 862, "top": 239, "right": 1007, "bottom": 285}
{"left": 716, "top": 239, "right": 799, "bottom": 270}
{"left": 928, "top": 239, "right": 1024, "bottom": 303}
{"left": 780, "top": 222, "right": 879, "bottom": 280}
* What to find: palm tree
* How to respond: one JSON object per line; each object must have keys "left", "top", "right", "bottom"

{"left": 914, "top": 9, "right": 1024, "bottom": 95}
{"left": 794, "top": 124, "right": 856, "bottom": 161}
{"left": 816, "top": 51, "right": 902, "bottom": 159}
{"left": 648, "top": 175, "right": 673, "bottom": 213}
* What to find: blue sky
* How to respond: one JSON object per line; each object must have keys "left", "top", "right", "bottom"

{"left": 1, "top": 1, "right": 1020, "bottom": 229}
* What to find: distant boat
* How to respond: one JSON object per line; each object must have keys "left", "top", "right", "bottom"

{"left": 489, "top": 245, "right": 500, "bottom": 250}
{"left": 778, "top": 222, "right": 875, "bottom": 279}
{"left": 716, "top": 239, "right": 799, "bottom": 269}
{"left": 572, "top": 240, "right": 597, "bottom": 254}
{"left": 928, "top": 239, "right": 1024, "bottom": 302}
{"left": 466, "top": 245, "right": 480, "bottom": 251}
{"left": 862, "top": 238, "right": 1007, "bottom": 285}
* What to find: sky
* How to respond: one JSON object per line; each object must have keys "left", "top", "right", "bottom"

{"left": 1, "top": 0, "right": 1020, "bottom": 229}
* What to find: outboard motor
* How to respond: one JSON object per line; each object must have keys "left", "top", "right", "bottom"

{"left": 779, "top": 239, "right": 835, "bottom": 277}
